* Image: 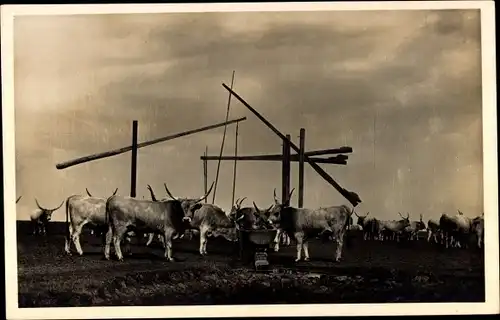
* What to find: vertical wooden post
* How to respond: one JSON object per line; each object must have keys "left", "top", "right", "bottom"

{"left": 130, "top": 120, "right": 138, "bottom": 198}
{"left": 204, "top": 146, "right": 208, "bottom": 203}
{"left": 231, "top": 122, "right": 239, "bottom": 206}
{"left": 298, "top": 128, "right": 305, "bottom": 208}
{"left": 282, "top": 134, "right": 291, "bottom": 206}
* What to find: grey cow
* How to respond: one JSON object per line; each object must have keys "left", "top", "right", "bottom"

{"left": 354, "top": 212, "right": 380, "bottom": 241}
{"left": 104, "top": 184, "right": 214, "bottom": 261}
{"left": 378, "top": 213, "right": 411, "bottom": 242}
{"left": 30, "top": 199, "right": 64, "bottom": 236}
{"left": 426, "top": 218, "right": 441, "bottom": 244}
{"left": 265, "top": 193, "right": 355, "bottom": 262}
{"left": 64, "top": 188, "right": 119, "bottom": 255}
{"left": 404, "top": 214, "right": 427, "bottom": 241}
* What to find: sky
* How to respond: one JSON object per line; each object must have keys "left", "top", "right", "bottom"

{"left": 13, "top": 9, "right": 483, "bottom": 222}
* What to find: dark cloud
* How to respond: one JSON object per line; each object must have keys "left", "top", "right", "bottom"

{"left": 13, "top": 9, "right": 483, "bottom": 221}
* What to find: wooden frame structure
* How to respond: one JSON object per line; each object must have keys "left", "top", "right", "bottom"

{"left": 201, "top": 84, "right": 362, "bottom": 208}
{"left": 55, "top": 117, "right": 247, "bottom": 197}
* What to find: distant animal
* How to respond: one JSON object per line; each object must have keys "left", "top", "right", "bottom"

{"left": 104, "top": 183, "right": 214, "bottom": 261}
{"left": 16, "top": 196, "right": 22, "bottom": 204}
{"left": 404, "top": 214, "right": 426, "bottom": 241}
{"left": 354, "top": 211, "right": 380, "bottom": 241}
{"left": 378, "top": 213, "right": 411, "bottom": 242}
{"left": 64, "top": 188, "right": 122, "bottom": 255}
{"left": 439, "top": 211, "right": 472, "bottom": 249}
{"left": 426, "top": 218, "right": 441, "bottom": 244}
{"left": 264, "top": 189, "right": 355, "bottom": 262}
{"left": 471, "top": 213, "right": 484, "bottom": 249}
{"left": 165, "top": 182, "right": 237, "bottom": 255}
{"left": 30, "top": 198, "right": 64, "bottom": 236}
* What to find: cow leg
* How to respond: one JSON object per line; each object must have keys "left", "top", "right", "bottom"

{"left": 113, "top": 227, "right": 127, "bottom": 261}
{"left": 285, "top": 233, "right": 291, "bottom": 246}
{"left": 294, "top": 232, "right": 304, "bottom": 262}
{"left": 104, "top": 226, "right": 113, "bottom": 260}
{"left": 273, "top": 229, "right": 282, "bottom": 252}
{"left": 163, "top": 229, "right": 175, "bottom": 261}
{"left": 146, "top": 233, "right": 154, "bottom": 246}
{"left": 199, "top": 225, "right": 210, "bottom": 255}
{"left": 64, "top": 223, "right": 74, "bottom": 255}
{"left": 303, "top": 240, "right": 310, "bottom": 261}
{"left": 71, "top": 224, "right": 85, "bottom": 256}
{"left": 335, "top": 234, "right": 345, "bottom": 262}
{"left": 427, "top": 230, "right": 432, "bottom": 242}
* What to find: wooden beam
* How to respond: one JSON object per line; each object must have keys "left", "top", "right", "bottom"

{"left": 231, "top": 122, "right": 239, "bottom": 206}
{"left": 298, "top": 128, "right": 305, "bottom": 208}
{"left": 221, "top": 83, "right": 361, "bottom": 207}
{"left": 282, "top": 134, "right": 291, "bottom": 206}
{"left": 203, "top": 146, "right": 208, "bottom": 204}
{"left": 55, "top": 117, "right": 247, "bottom": 170}
{"left": 200, "top": 154, "right": 347, "bottom": 164}
{"left": 130, "top": 120, "right": 138, "bottom": 198}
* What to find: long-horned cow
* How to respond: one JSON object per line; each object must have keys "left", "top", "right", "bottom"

{"left": 264, "top": 189, "right": 355, "bottom": 262}
{"left": 439, "top": 211, "right": 472, "bottom": 249}
{"left": 426, "top": 218, "right": 441, "bottom": 243}
{"left": 104, "top": 183, "right": 214, "bottom": 261}
{"left": 164, "top": 182, "right": 236, "bottom": 255}
{"left": 354, "top": 212, "right": 380, "bottom": 241}
{"left": 404, "top": 214, "right": 426, "bottom": 241}
{"left": 64, "top": 188, "right": 119, "bottom": 255}
{"left": 378, "top": 213, "right": 411, "bottom": 242}
{"left": 30, "top": 199, "right": 64, "bottom": 236}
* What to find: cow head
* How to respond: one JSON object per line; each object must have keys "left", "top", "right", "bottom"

{"left": 16, "top": 195, "right": 22, "bottom": 204}
{"left": 228, "top": 197, "right": 247, "bottom": 222}
{"left": 34, "top": 198, "right": 64, "bottom": 222}
{"left": 266, "top": 188, "right": 295, "bottom": 226}
{"left": 251, "top": 202, "right": 274, "bottom": 229}
{"left": 354, "top": 211, "right": 370, "bottom": 226}
{"left": 416, "top": 214, "right": 426, "bottom": 231}
{"left": 398, "top": 212, "right": 411, "bottom": 228}
{"left": 163, "top": 182, "right": 214, "bottom": 223}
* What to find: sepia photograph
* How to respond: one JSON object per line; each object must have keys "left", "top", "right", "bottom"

{"left": 2, "top": 1, "right": 498, "bottom": 318}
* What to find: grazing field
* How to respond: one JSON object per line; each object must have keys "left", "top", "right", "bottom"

{"left": 16, "top": 221, "right": 484, "bottom": 307}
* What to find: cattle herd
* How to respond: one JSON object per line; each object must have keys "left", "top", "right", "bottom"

{"left": 20, "top": 184, "right": 485, "bottom": 265}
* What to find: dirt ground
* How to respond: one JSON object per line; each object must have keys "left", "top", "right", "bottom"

{"left": 16, "top": 222, "right": 485, "bottom": 307}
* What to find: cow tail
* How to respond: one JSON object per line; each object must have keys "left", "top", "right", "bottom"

{"left": 65, "top": 198, "right": 70, "bottom": 244}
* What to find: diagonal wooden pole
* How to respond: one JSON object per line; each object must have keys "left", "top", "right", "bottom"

{"left": 221, "top": 83, "right": 361, "bottom": 207}
{"left": 231, "top": 122, "right": 239, "bottom": 206}
{"left": 212, "top": 71, "right": 236, "bottom": 204}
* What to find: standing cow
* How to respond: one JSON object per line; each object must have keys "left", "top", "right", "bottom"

{"left": 104, "top": 184, "right": 214, "bottom": 261}
{"left": 30, "top": 199, "right": 64, "bottom": 236}
{"left": 426, "top": 218, "right": 441, "bottom": 244}
{"left": 266, "top": 189, "right": 295, "bottom": 252}
{"left": 378, "top": 213, "right": 411, "bottom": 242}
{"left": 64, "top": 188, "right": 119, "bottom": 255}
{"left": 354, "top": 212, "right": 380, "bottom": 241}
{"left": 265, "top": 192, "right": 355, "bottom": 262}
{"left": 439, "top": 211, "right": 472, "bottom": 249}
{"left": 404, "top": 214, "right": 426, "bottom": 241}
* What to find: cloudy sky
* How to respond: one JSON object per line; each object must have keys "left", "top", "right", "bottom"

{"left": 13, "top": 9, "right": 483, "bottom": 222}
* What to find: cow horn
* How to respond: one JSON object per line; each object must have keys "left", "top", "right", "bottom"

{"left": 354, "top": 211, "right": 360, "bottom": 217}
{"left": 252, "top": 201, "right": 260, "bottom": 214}
{"left": 51, "top": 200, "right": 64, "bottom": 212}
{"left": 197, "top": 181, "right": 214, "bottom": 202}
{"left": 16, "top": 196, "right": 22, "bottom": 204}
{"left": 112, "top": 188, "right": 118, "bottom": 196}
{"left": 288, "top": 188, "right": 295, "bottom": 200}
{"left": 366, "top": 212, "right": 370, "bottom": 217}
{"left": 398, "top": 212, "right": 403, "bottom": 219}
{"left": 265, "top": 204, "right": 274, "bottom": 213}
{"left": 147, "top": 184, "right": 157, "bottom": 201}
{"left": 237, "top": 197, "right": 247, "bottom": 206}
{"left": 163, "top": 183, "right": 177, "bottom": 200}
{"left": 273, "top": 188, "right": 279, "bottom": 204}
{"left": 85, "top": 188, "right": 92, "bottom": 197}
{"left": 34, "top": 198, "right": 45, "bottom": 211}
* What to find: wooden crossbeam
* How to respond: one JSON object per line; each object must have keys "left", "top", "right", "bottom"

{"left": 200, "top": 154, "right": 347, "bottom": 164}
{"left": 55, "top": 117, "right": 247, "bottom": 170}
{"left": 222, "top": 83, "right": 361, "bottom": 207}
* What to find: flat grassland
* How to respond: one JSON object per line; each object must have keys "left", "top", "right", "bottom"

{"left": 16, "top": 221, "right": 484, "bottom": 307}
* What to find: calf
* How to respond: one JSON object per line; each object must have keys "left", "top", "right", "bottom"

{"left": 30, "top": 199, "right": 64, "bottom": 236}
{"left": 265, "top": 195, "right": 355, "bottom": 262}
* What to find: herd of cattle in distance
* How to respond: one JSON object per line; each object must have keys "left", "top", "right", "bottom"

{"left": 20, "top": 184, "right": 484, "bottom": 264}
